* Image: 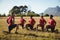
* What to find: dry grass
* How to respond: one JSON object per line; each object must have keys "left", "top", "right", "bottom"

{"left": 0, "top": 17, "right": 60, "bottom": 40}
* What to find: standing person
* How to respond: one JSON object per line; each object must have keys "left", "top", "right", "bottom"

{"left": 25, "top": 16, "right": 36, "bottom": 30}
{"left": 36, "top": 16, "right": 46, "bottom": 31}
{"left": 19, "top": 16, "right": 26, "bottom": 29}
{"left": 46, "top": 15, "right": 56, "bottom": 32}
{"left": 7, "top": 12, "right": 19, "bottom": 34}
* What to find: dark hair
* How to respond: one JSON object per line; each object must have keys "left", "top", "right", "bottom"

{"left": 50, "top": 15, "right": 53, "bottom": 18}
{"left": 41, "top": 16, "right": 43, "bottom": 17}
{"left": 30, "top": 16, "right": 33, "bottom": 18}
{"left": 21, "top": 16, "right": 23, "bottom": 17}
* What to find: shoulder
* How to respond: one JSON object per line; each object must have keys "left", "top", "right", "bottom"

{"left": 23, "top": 19, "right": 25, "bottom": 20}
{"left": 52, "top": 19, "right": 55, "bottom": 21}
{"left": 43, "top": 18, "right": 45, "bottom": 20}
{"left": 29, "top": 19, "right": 31, "bottom": 21}
{"left": 32, "top": 18, "right": 35, "bottom": 21}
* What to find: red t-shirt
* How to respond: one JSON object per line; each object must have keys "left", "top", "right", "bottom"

{"left": 39, "top": 18, "right": 46, "bottom": 25}
{"left": 29, "top": 18, "right": 35, "bottom": 26}
{"left": 20, "top": 18, "right": 26, "bottom": 24}
{"left": 48, "top": 19, "right": 56, "bottom": 26}
{"left": 7, "top": 16, "right": 14, "bottom": 26}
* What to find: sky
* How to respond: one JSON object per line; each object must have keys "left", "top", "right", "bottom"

{"left": 0, "top": 0, "right": 60, "bottom": 15}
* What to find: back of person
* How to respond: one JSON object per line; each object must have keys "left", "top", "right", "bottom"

{"left": 7, "top": 16, "right": 14, "bottom": 26}
{"left": 25, "top": 16, "right": 35, "bottom": 30}
{"left": 29, "top": 18, "right": 35, "bottom": 26}
{"left": 20, "top": 18, "right": 25, "bottom": 24}
{"left": 46, "top": 15, "right": 56, "bottom": 32}
{"left": 40, "top": 18, "right": 46, "bottom": 26}
{"left": 48, "top": 19, "right": 56, "bottom": 27}
{"left": 36, "top": 16, "right": 46, "bottom": 31}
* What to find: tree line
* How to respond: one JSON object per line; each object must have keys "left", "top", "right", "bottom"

{"left": 0, "top": 5, "right": 49, "bottom": 17}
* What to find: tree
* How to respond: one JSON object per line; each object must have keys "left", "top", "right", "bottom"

{"left": 9, "top": 5, "right": 28, "bottom": 16}
{"left": 44, "top": 14, "right": 49, "bottom": 16}
{"left": 9, "top": 5, "right": 40, "bottom": 17}
{"left": 0, "top": 14, "right": 1, "bottom": 17}
{"left": 27, "top": 10, "right": 40, "bottom": 16}
{"left": 2, "top": 14, "right": 6, "bottom": 17}
{"left": 19, "top": 5, "right": 23, "bottom": 12}
{"left": 9, "top": 6, "right": 20, "bottom": 14}
{"left": 19, "top": 5, "right": 28, "bottom": 15}
{"left": 23, "top": 5, "right": 28, "bottom": 13}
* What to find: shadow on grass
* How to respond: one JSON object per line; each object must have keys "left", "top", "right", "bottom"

{"left": 1, "top": 32, "right": 60, "bottom": 40}
{"left": 1, "top": 29, "right": 60, "bottom": 40}
{"left": 2, "top": 31, "right": 49, "bottom": 38}
{"left": 34, "top": 29, "right": 60, "bottom": 34}
{"left": 24, "top": 33, "right": 50, "bottom": 38}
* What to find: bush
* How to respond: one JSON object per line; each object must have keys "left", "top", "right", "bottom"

{"left": 0, "top": 14, "right": 6, "bottom": 17}
{"left": 44, "top": 14, "right": 49, "bottom": 16}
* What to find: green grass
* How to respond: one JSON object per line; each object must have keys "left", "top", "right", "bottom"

{"left": 0, "top": 17, "right": 60, "bottom": 40}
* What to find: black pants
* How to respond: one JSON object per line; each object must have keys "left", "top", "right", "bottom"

{"left": 41, "top": 25, "right": 44, "bottom": 31}
{"left": 8, "top": 24, "right": 17, "bottom": 32}
{"left": 25, "top": 24, "right": 33, "bottom": 30}
{"left": 46, "top": 25, "right": 55, "bottom": 32}
{"left": 37, "top": 24, "right": 44, "bottom": 31}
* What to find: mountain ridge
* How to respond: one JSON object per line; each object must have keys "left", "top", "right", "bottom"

{"left": 44, "top": 6, "right": 60, "bottom": 16}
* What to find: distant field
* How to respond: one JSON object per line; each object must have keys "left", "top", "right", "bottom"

{"left": 0, "top": 17, "right": 60, "bottom": 40}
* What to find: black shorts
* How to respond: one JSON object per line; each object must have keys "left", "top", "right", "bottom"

{"left": 46, "top": 25, "right": 55, "bottom": 29}
{"left": 8, "top": 24, "right": 17, "bottom": 31}
{"left": 46, "top": 25, "right": 55, "bottom": 32}
{"left": 37, "top": 24, "right": 44, "bottom": 27}
{"left": 25, "top": 24, "right": 33, "bottom": 30}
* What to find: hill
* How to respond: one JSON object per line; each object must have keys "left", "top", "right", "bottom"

{"left": 44, "top": 6, "right": 60, "bottom": 16}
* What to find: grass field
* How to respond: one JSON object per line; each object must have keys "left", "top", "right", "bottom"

{"left": 0, "top": 17, "right": 60, "bottom": 40}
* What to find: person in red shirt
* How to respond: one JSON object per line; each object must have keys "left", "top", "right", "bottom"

{"left": 7, "top": 12, "right": 19, "bottom": 34}
{"left": 25, "top": 16, "right": 35, "bottom": 30}
{"left": 46, "top": 15, "right": 56, "bottom": 32}
{"left": 18, "top": 16, "right": 26, "bottom": 29}
{"left": 29, "top": 16, "right": 35, "bottom": 26}
{"left": 36, "top": 16, "right": 46, "bottom": 31}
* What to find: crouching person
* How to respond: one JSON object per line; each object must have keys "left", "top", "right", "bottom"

{"left": 26, "top": 16, "right": 36, "bottom": 30}
{"left": 46, "top": 15, "right": 56, "bottom": 32}
{"left": 36, "top": 16, "right": 46, "bottom": 31}
{"left": 18, "top": 16, "right": 26, "bottom": 29}
{"left": 7, "top": 12, "right": 19, "bottom": 34}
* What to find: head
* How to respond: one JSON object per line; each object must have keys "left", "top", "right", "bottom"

{"left": 50, "top": 15, "right": 53, "bottom": 19}
{"left": 41, "top": 16, "right": 43, "bottom": 18}
{"left": 30, "top": 16, "right": 33, "bottom": 19}
{"left": 11, "top": 12, "right": 15, "bottom": 17}
{"left": 21, "top": 16, "right": 23, "bottom": 18}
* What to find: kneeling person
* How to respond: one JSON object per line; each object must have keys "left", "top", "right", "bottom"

{"left": 19, "top": 16, "right": 26, "bottom": 29}
{"left": 36, "top": 16, "right": 46, "bottom": 31}
{"left": 26, "top": 16, "right": 36, "bottom": 30}
{"left": 46, "top": 15, "right": 56, "bottom": 32}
